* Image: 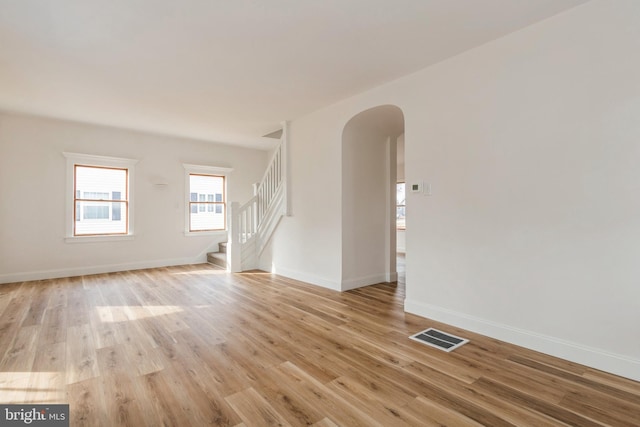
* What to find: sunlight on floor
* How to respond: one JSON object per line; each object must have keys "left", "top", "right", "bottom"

{"left": 238, "top": 270, "right": 273, "bottom": 275}
{"left": 169, "top": 268, "right": 227, "bottom": 276}
{"left": 96, "top": 305, "right": 184, "bottom": 322}
{"left": 0, "top": 372, "right": 64, "bottom": 404}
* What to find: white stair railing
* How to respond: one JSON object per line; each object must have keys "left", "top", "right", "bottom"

{"left": 256, "top": 142, "right": 283, "bottom": 221}
{"left": 228, "top": 122, "right": 289, "bottom": 272}
{"left": 228, "top": 197, "right": 257, "bottom": 272}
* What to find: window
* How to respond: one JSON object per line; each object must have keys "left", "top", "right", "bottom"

{"left": 189, "top": 174, "right": 225, "bottom": 231}
{"left": 397, "top": 182, "right": 406, "bottom": 230}
{"left": 183, "top": 164, "right": 233, "bottom": 235}
{"left": 64, "top": 153, "right": 137, "bottom": 241}
{"left": 74, "top": 166, "right": 128, "bottom": 235}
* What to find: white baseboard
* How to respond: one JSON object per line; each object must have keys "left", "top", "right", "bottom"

{"left": 265, "top": 267, "right": 397, "bottom": 292}
{"left": 0, "top": 256, "right": 203, "bottom": 284}
{"left": 404, "top": 299, "right": 640, "bottom": 382}
{"left": 341, "top": 272, "right": 396, "bottom": 291}
{"left": 272, "top": 266, "right": 341, "bottom": 291}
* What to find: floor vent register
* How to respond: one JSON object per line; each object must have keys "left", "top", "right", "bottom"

{"left": 409, "top": 328, "right": 469, "bottom": 352}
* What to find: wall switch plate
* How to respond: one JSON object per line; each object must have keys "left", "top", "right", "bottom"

{"left": 410, "top": 182, "right": 423, "bottom": 193}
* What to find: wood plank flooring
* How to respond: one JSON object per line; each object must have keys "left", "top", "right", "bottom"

{"left": 1, "top": 263, "right": 639, "bottom": 426}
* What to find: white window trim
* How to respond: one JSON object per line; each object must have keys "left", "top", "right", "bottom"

{"left": 63, "top": 152, "right": 138, "bottom": 243}
{"left": 183, "top": 163, "right": 233, "bottom": 236}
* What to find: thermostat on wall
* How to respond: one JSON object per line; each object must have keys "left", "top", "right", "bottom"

{"left": 410, "top": 181, "right": 432, "bottom": 195}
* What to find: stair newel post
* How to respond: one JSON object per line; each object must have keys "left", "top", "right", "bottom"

{"left": 228, "top": 201, "right": 242, "bottom": 272}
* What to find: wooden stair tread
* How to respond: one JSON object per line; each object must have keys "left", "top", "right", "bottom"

{"left": 207, "top": 251, "right": 227, "bottom": 268}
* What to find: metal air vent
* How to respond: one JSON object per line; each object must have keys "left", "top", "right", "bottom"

{"left": 409, "top": 328, "right": 469, "bottom": 352}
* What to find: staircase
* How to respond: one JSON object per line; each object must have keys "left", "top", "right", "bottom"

{"left": 207, "top": 122, "right": 289, "bottom": 272}
{"left": 206, "top": 241, "right": 227, "bottom": 268}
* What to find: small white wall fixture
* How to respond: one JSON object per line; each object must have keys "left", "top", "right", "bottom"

{"left": 341, "top": 105, "right": 404, "bottom": 290}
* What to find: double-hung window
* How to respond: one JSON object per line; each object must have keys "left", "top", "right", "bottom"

{"left": 64, "top": 153, "right": 137, "bottom": 241}
{"left": 74, "top": 166, "right": 128, "bottom": 235}
{"left": 189, "top": 174, "right": 225, "bottom": 231}
{"left": 183, "top": 164, "right": 233, "bottom": 234}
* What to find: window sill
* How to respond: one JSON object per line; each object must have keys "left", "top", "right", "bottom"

{"left": 184, "top": 230, "right": 227, "bottom": 237}
{"left": 65, "top": 234, "right": 135, "bottom": 244}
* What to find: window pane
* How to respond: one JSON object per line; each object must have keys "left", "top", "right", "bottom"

{"left": 189, "top": 174, "right": 225, "bottom": 231}
{"left": 75, "top": 166, "right": 128, "bottom": 235}
{"left": 112, "top": 192, "right": 122, "bottom": 220}
{"left": 76, "top": 166, "right": 126, "bottom": 198}
{"left": 84, "top": 205, "right": 109, "bottom": 220}
{"left": 75, "top": 201, "right": 127, "bottom": 235}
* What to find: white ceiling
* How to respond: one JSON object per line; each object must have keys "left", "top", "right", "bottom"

{"left": 0, "top": 0, "right": 588, "bottom": 149}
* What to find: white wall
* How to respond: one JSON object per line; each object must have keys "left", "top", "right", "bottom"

{"left": 0, "top": 112, "right": 267, "bottom": 283}
{"left": 396, "top": 133, "right": 405, "bottom": 181}
{"left": 271, "top": 0, "right": 640, "bottom": 381}
{"left": 269, "top": 109, "right": 345, "bottom": 289}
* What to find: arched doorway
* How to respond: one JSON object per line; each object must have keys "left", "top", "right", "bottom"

{"left": 341, "top": 105, "right": 405, "bottom": 290}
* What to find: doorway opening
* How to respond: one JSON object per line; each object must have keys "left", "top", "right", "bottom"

{"left": 341, "top": 105, "right": 405, "bottom": 291}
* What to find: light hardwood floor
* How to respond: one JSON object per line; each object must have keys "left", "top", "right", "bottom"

{"left": 1, "top": 263, "right": 639, "bottom": 426}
